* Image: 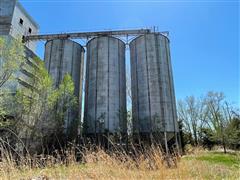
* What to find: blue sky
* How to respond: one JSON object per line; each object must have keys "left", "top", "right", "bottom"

{"left": 20, "top": 0, "right": 239, "bottom": 107}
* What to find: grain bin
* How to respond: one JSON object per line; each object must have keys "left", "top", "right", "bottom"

{"left": 130, "top": 33, "right": 178, "bottom": 142}
{"left": 44, "top": 39, "right": 84, "bottom": 139}
{"left": 84, "top": 36, "right": 127, "bottom": 138}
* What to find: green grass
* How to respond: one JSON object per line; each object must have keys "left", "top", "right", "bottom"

{"left": 184, "top": 151, "right": 240, "bottom": 168}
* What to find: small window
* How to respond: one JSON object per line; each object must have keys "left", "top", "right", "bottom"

{"left": 28, "top": 28, "right": 32, "bottom": 34}
{"left": 19, "top": 18, "right": 23, "bottom": 25}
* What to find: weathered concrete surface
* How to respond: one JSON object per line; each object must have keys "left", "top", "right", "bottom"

{"left": 11, "top": 2, "right": 39, "bottom": 51}
{"left": 0, "top": 0, "right": 39, "bottom": 52}
{"left": 44, "top": 39, "right": 85, "bottom": 136}
{"left": 130, "top": 33, "right": 178, "bottom": 135}
{"left": 0, "top": 35, "right": 40, "bottom": 93}
{"left": 84, "top": 36, "right": 127, "bottom": 135}
{"left": 0, "top": 0, "right": 16, "bottom": 35}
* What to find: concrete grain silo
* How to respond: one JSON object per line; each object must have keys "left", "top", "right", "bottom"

{"left": 84, "top": 36, "right": 127, "bottom": 140}
{"left": 44, "top": 39, "right": 84, "bottom": 139}
{"left": 130, "top": 33, "right": 178, "bottom": 145}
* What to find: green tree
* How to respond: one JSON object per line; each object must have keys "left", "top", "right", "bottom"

{"left": 13, "top": 60, "right": 58, "bottom": 150}
{"left": 55, "top": 74, "right": 77, "bottom": 141}
{"left": 0, "top": 89, "right": 15, "bottom": 128}
{"left": 0, "top": 37, "right": 25, "bottom": 88}
{"left": 203, "top": 92, "right": 240, "bottom": 153}
{"left": 178, "top": 92, "right": 239, "bottom": 152}
{"left": 225, "top": 117, "right": 240, "bottom": 149}
{"left": 13, "top": 63, "right": 77, "bottom": 152}
{"left": 0, "top": 37, "right": 25, "bottom": 127}
{"left": 200, "top": 127, "right": 216, "bottom": 150}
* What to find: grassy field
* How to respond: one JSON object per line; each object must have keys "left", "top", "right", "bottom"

{"left": 0, "top": 148, "right": 239, "bottom": 179}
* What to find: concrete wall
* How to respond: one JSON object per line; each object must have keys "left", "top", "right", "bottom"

{"left": 0, "top": 36, "right": 19, "bottom": 92}
{"left": 0, "top": 1, "right": 39, "bottom": 52}
{"left": 44, "top": 39, "right": 85, "bottom": 135}
{"left": 84, "top": 36, "right": 127, "bottom": 134}
{"left": 0, "top": 0, "right": 16, "bottom": 35}
{"left": 18, "top": 47, "right": 40, "bottom": 89}
{"left": 0, "top": 0, "right": 39, "bottom": 91}
{"left": 10, "top": 2, "right": 39, "bottom": 52}
{"left": 130, "top": 33, "right": 178, "bottom": 134}
{"left": 0, "top": 35, "right": 39, "bottom": 93}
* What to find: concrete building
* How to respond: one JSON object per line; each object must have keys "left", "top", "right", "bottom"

{"left": 0, "top": 0, "right": 39, "bottom": 52}
{"left": 0, "top": 0, "right": 40, "bottom": 92}
{"left": 0, "top": 0, "right": 42, "bottom": 150}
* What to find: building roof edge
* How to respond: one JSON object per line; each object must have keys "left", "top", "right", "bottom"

{"left": 16, "top": 2, "right": 40, "bottom": 29}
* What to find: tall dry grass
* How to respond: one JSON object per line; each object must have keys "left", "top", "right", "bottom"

{"left": 0, "top": 142, "right": 239, "bottom": 179}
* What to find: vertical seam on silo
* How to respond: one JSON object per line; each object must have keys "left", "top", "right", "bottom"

{"left": 95, "top": 39, "right": 99, "bottom": 134}
{"left": 80, "top": 48, "right": 84, "bottom": 125}
{"left": 159, "top": 36, "right": 166, "bottom": 132}
{"left": 144, "top": 35, "right": 152, "bottom": 134}
{"left": 58, "top": 40, "right": 64, "bottom": 132}
{"left": 168, "top": 41, "right": 177, "bottom": 128}
{"left": 155, "top": 34, "right": 163, "bottom": 132}
{"left": 107, "top": 37, "right": 110, "bottom": 134}
{"left": 164, "top": 37, "right": 176, "bottom": 134}
{"left": 123, "top": 42, "right": 126, "bottom": 134}
{"left": 48, "top": 41, "right": 53, "bottom": 72}
{"left": 71, "top": 43, "right": 74, "bottom": 77}
{"left": 118, "top": 40, "right": 121, "bottom": 133}
{"left": 58, "top": 40, "right": 64, "bottom": 87}
{"left": 68, "top": 42, "right": 74, "bottom": 131}
{"left": 134, "top": 41, "right": 140, "bottom": 134}
{"left": 85, "top": 43, "right": 90, "bottom": 134}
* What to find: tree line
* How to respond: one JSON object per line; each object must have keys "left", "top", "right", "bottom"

{"left": 178, "top": 92, "right": 240, "bottom": 153}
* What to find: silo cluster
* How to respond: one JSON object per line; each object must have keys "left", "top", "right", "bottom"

{"left": 43, "top": 33, "right": 178, "bottom": 144}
